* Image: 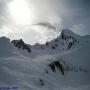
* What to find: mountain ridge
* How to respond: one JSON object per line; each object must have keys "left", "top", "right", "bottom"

{"left": 11, "top": 29, "right": 81, "bottom": 54}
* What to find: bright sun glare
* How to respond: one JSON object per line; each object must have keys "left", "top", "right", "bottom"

{"left": 8, "top": 0, "right": 33, "bottom": 25}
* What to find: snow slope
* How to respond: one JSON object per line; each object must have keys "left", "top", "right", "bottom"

{"left": 0, "top": 29, "right": 90, "bottom": 90}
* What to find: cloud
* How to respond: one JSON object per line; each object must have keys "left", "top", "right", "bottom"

{"left": 34, "top": 22, "right": 56, "bottom": 30}
{"left": 0, "top": 0, "right": 90, "bottom": 44}
{"left": 12, "top": 27, "right": 59, "bottom": 45}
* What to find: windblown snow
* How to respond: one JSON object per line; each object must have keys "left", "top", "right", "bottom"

{"left": 0, "top": 29, "right": 90, "bottom": 90}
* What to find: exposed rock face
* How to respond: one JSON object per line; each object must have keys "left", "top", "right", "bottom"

{"left": 49, "top": 61, "right": 65, "bottom": 75}
{"left": 48, "top": 59, "right": 88, "bottom": 75}
{"left": 12, "top": 39, "right": 31, "bottom": 53}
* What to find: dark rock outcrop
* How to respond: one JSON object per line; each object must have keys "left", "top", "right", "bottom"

{"left": 12, "top": 39, "right": 31, "bottom": 53}
{"left": 49, "top": 61, "right": 65, "bottom": 75}
{"left": 39, "top": 79, "right": 45, "bottom": 86}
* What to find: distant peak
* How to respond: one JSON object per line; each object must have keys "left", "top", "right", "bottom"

{"left": 60, "top": 29, "right": 80, "bottom": 40}
{"left": 61, "top": 29, "right": 75, "bottom": 36}
{"left": 17, "top": 39, "right": 24, "bottom": 44}
{"left": 0, "top": 36, "right": 10, "bottom": 41}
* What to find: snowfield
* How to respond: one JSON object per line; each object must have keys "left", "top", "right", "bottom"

{"left": 0, "top": 29, "right": 90, "bottom": 90}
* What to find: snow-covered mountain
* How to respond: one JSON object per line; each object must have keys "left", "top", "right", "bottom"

{"left": 11, "top": 29, "right": 80, "bottom": 55}
{"left": 0, "top": 29, "right": 90, "bottom": 90}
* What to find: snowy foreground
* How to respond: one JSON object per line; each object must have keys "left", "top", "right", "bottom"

{"left": 0, "top": 29, "right": 90, "bottom": 90}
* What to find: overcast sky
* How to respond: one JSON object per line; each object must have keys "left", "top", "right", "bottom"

{"left": 0, "top": 0, "right": 90, "bottom": 44}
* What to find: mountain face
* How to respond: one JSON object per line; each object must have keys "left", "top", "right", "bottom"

{"left": 0, "top": 29, "right": 90, "bottom": 90}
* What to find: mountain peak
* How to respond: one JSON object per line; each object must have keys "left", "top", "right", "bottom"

{"left": 0, "top": 36, "right": 10, "bottom": 42}
{"left": 60, "top": 29, "right": 80, "bottom": 40}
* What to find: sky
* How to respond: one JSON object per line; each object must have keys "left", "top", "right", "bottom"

{"left": 0, "top": 0, "right": 90, "bottom": 45}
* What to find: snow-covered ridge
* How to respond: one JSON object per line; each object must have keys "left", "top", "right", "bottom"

{"left": 11, "top": 29, "right": 80, "bottom": 55}
{"left": 0, "top": 37, "right": 16, "bottom": 57}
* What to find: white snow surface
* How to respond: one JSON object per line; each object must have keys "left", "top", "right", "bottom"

{"left": 0, "top": 30, "right": 90, "bottom": 90}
